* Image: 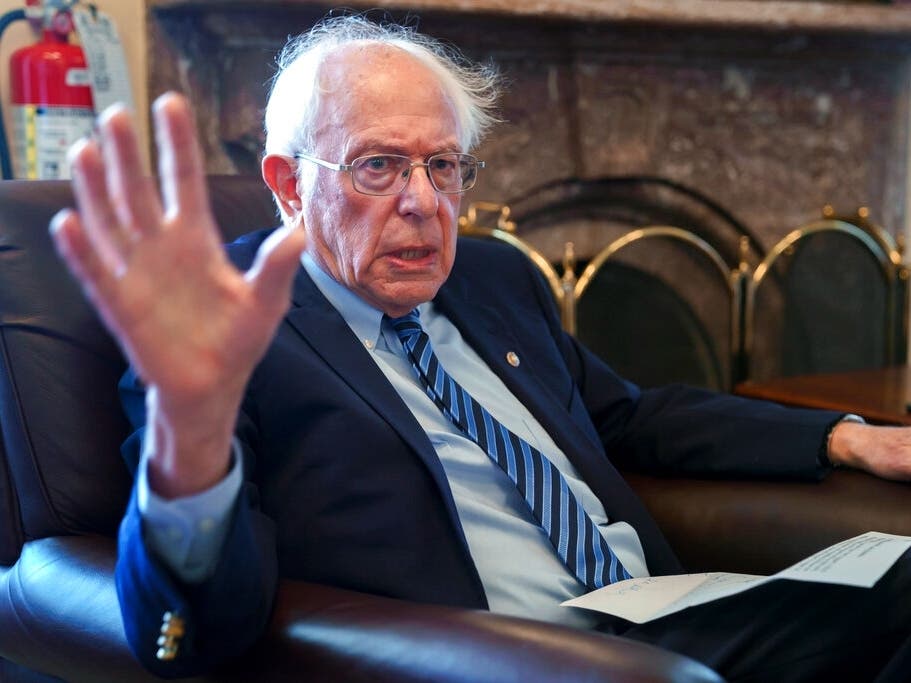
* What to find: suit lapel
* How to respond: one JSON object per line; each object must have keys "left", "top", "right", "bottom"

{"left": 283, "top": 267, "right": 469, "bottom": 535}
{"left": 436, "top": 261, "right": 682, "bottom": 573}
{"left": 281, "top": 259, "right": 678, "bottom": 575}
{"left": 435, "top": 274, "right": 606, "bottom": 475}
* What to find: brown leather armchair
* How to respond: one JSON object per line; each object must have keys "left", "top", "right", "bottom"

{"left": 1, "top": 178, "right": 909, "bottom": 683}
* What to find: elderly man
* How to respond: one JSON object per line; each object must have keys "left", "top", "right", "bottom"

{"left": 52, "top": 15, "right": 910, "bottom": 682}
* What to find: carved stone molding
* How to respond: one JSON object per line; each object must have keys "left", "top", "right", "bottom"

{"left": 147, "top": 1, "right": 911, "bottom": 250}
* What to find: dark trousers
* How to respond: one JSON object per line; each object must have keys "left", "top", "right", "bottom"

{"left": 604, "top": 549, "right": 911, "bottom": 682}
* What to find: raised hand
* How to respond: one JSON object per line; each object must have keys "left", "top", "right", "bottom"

{"left": 51, "top": 93, "right": 306, "bottom": 497}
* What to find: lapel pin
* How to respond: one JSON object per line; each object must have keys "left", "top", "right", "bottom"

{"left": 506, "top": 351, "right": 520, "bottom": 367}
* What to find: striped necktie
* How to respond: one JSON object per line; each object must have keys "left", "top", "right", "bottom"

{"left": 389, "top": 309, "right": 631, "bottom": 590}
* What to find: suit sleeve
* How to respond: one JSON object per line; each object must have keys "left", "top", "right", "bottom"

{"left": 115, "top": 367, "right": 279, "bottom": 678}
{"left": 512, "top": 247, "right": 841, "bottom": 481}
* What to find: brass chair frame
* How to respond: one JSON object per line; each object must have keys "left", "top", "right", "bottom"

{"left": 745, "top": 219, "right": 909, "bottom": 377}
{"left": 460, "top": 205, "right": 749, "bottom": 390}
{"left": 461, "top": 201, "right": 910, "bottom": 389}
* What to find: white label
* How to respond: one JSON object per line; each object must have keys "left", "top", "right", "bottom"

{"left": 72, "top": 7, "right": 133, "bottom": 113}
{"left": 65, "top": 67, "right": 92, "bottom": 88}
{"left": 10, "top": 105, "right": 94, "bottom": 180}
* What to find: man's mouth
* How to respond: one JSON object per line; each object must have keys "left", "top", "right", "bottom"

{"left": 393, "top": 249, "right": 432, "bottom": 261}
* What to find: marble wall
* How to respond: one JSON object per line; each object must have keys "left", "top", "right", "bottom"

{"left": 146, "top": 2, "right": 911, "bottom": 382}
{"left": 148, "top": 4, "right": 911, "bottom": 255}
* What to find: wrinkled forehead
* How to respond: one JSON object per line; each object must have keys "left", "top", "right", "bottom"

{"left": 313, "top": 43, "right": 461, "bottom": 148}
{"left": 323, "top": 42, "right": 418, "bottom": 79}
{"left": 320, "top": 42, "right": 445, "bottom": 95}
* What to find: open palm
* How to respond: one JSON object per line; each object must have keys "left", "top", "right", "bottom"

{"left": 51, "top": 93, "right": 305, "bottom": 495}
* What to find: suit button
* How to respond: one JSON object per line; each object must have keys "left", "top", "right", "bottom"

{"left": 156, "top": 611, "right": 186, "bottom": 661}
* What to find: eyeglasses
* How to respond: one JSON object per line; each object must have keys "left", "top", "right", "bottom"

{"left": 294, "top": 152, "right": 484, "bottom": 196}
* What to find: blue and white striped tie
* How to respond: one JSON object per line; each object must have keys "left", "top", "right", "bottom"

{"left": 389, "top": 309, "right": 631, "bottom": 590}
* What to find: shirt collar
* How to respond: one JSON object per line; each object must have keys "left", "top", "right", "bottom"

{"left": 301, "top": 252, "right": 386, "bottom": 349}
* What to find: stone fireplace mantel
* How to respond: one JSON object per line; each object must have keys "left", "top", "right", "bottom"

{"left": 149, "top": 0, "right": 911, "bottom": 36}
{"left": 146, "top": 0, "right": 911, "bottom": 254}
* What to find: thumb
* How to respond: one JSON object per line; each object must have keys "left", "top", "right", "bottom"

{"left": 246, "top": 224, "right": 307, "bottom": 310}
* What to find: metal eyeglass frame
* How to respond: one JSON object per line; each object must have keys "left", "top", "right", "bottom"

{"left": 294, "top": 152, "right": 485, "bottom": 196}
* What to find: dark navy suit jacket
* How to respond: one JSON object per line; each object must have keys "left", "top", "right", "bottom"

{"left": 115, "top": 232, "right": 839, "bottom": 677}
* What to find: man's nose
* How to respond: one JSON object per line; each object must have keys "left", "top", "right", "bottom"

{"left": 397, "top": 165, "right": 439, "bottom": 218}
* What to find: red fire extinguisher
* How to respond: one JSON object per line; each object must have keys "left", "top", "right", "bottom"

{"left": 4, "top": 0, "right": 94, "bottom": 180}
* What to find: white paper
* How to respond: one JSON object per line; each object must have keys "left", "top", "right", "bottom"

{"left": 776, "top": 531, "right": 911, "bottom": 587}
{"left": 563, "top": 531, "right": 911, "bottom": 623}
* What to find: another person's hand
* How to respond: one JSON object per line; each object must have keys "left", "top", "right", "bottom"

{"left": 50, "top": 92, "right": 306, "bottom": 498}
{"left": 828, "top": 421, "right": 911, "bottom": 482}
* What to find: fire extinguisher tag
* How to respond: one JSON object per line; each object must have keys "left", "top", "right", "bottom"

{"left": 72, "top": 7, "right": 134, "bottom": 114}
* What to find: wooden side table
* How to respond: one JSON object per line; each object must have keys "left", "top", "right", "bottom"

{"left": 734, "top": 366, "right": 911, "bottom": 426}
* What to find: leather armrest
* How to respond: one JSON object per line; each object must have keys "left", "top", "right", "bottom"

{"left": 7, "top": 470, "right": 905, "bottom": 681}
{"left": 0, "top": 536, "right": 173, "bottom": 683}
{"left": 1, "top": 536, "right": 722, "bottom": 683}
{"left": 227, "top": 581, "right": 722, "bottom": 683}
{"left": 628, "top": 469, "right": 911, "bottom": 574}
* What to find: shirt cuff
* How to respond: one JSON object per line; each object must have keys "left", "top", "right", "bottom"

{"left": 137, "top": 439, "right": 243, "bottom": 583}
{"left": 820, "top": 413, "right": 865, "bottom": 469}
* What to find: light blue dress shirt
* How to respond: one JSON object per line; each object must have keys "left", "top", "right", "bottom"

{"left": 140, "top": 253, "right": 649, "bottom": 628}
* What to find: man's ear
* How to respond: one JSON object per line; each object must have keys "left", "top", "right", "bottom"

{"left": 262, "top": 154, "right": 303, "bottom": 216}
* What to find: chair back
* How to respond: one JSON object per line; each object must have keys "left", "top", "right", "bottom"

{"left": 0, "top": 177, "right": 278, "bottom": 566}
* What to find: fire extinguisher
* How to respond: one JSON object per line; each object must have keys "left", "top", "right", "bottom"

{"left": 0, "top": 0, "right": 93, "bottom": 180}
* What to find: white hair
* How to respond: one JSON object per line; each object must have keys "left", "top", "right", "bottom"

{"left": 264, "top": 15, "right": 501, "bottom": 162}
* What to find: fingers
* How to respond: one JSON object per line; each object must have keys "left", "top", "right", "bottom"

{"left": 246, "top": 225, "right": 308, "bottom": 313}
{"left": 50, "top": 208, "right": 117, "bottom": 311}
{"left": 153, "top": 92, "right": 211, "bottom": 224}
{"left": 97, "top": 104, "right": 164, "bottom": 237}
{"left": 69, "top": 136, "right": 133, "bottom": 274}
